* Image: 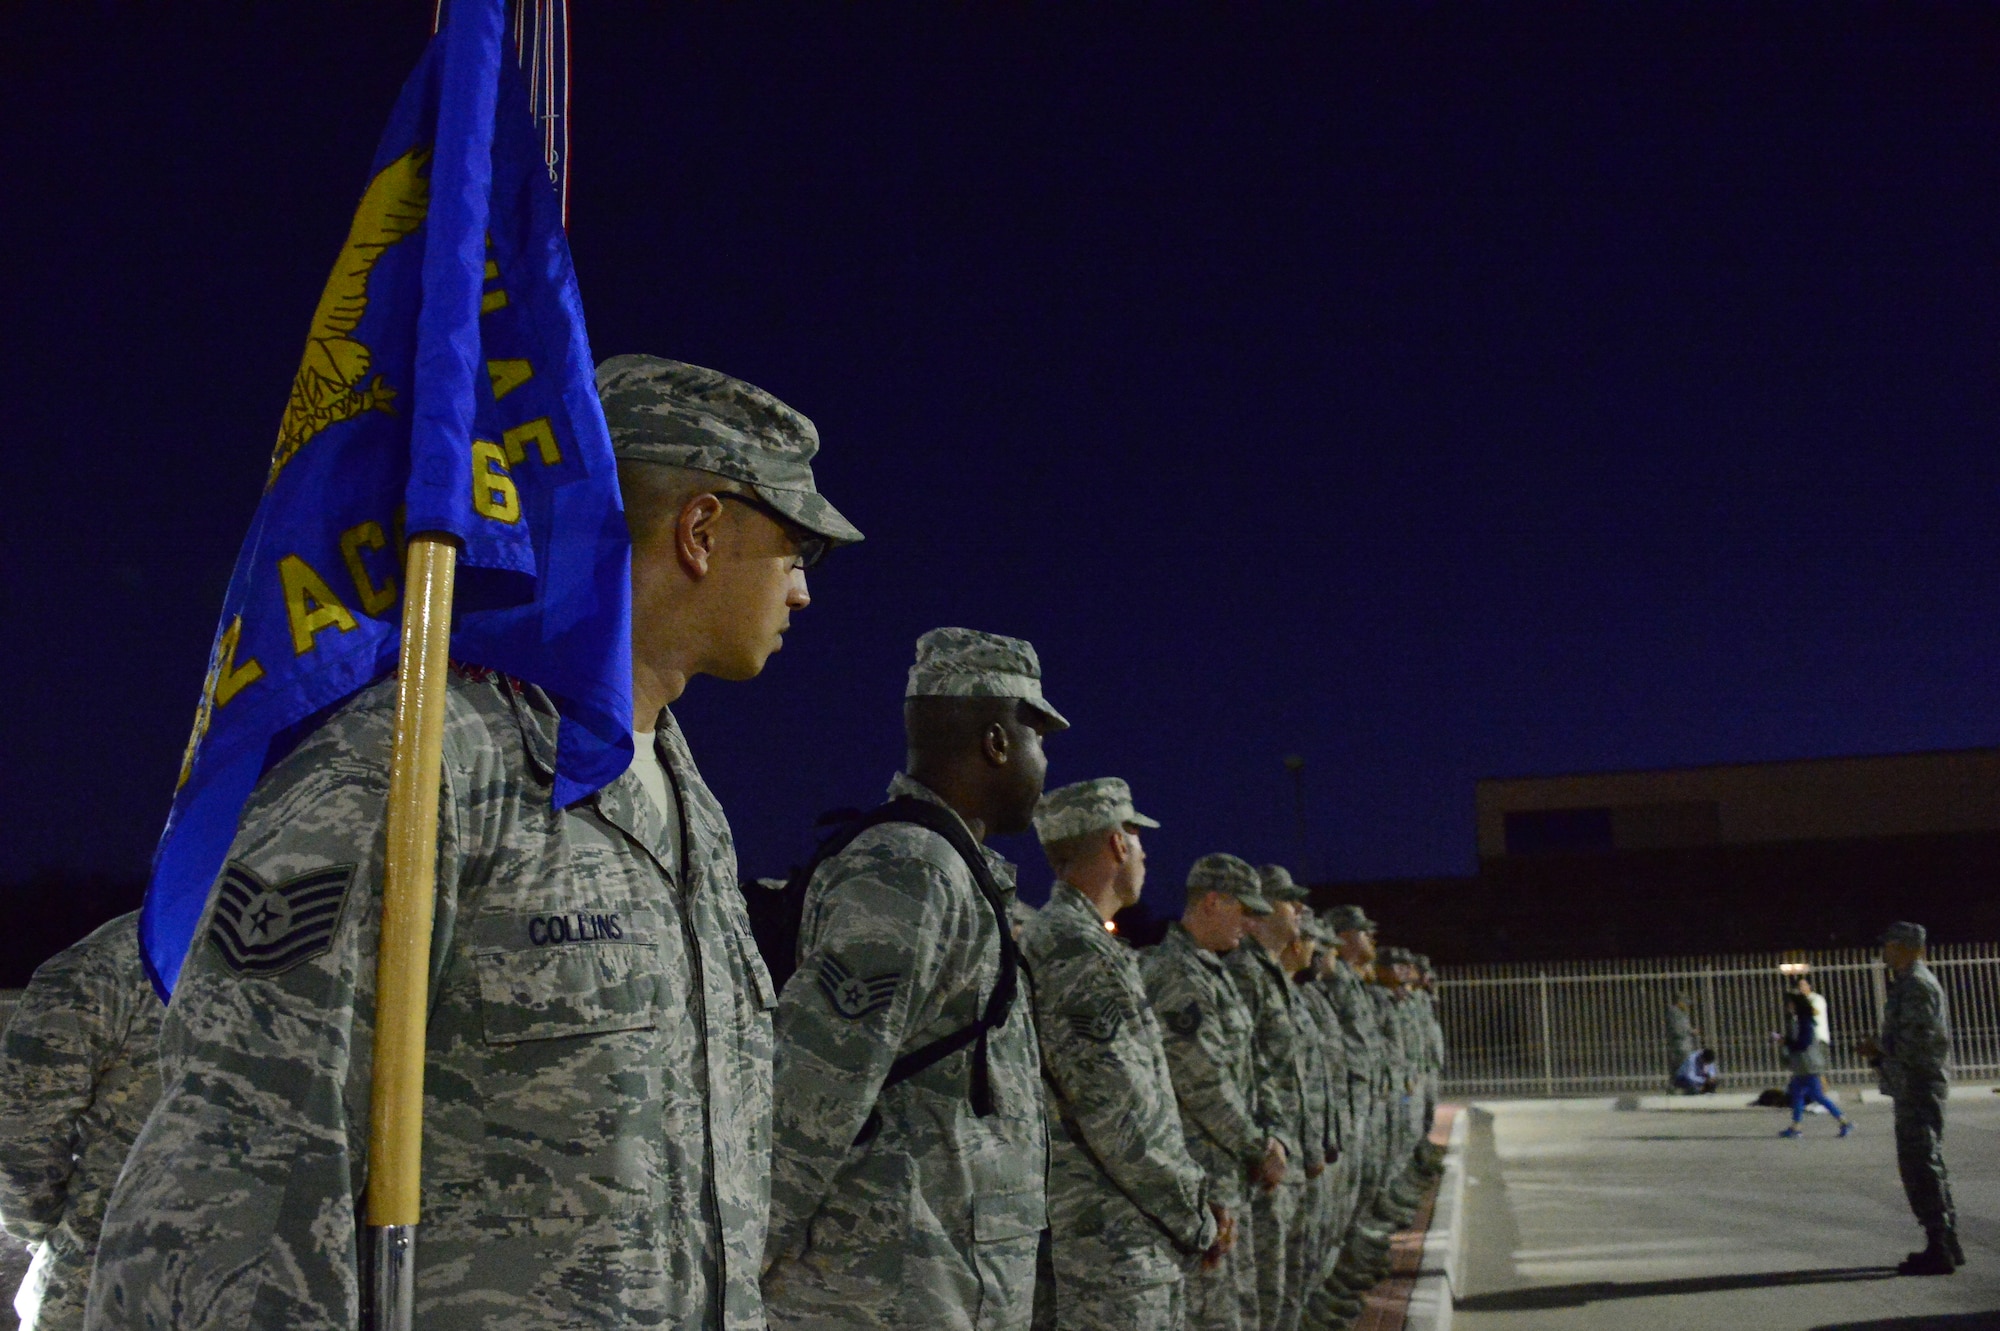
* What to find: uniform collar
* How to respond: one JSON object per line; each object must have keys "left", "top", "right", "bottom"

{"left": 1048, "top": 880, "right": 1108, "bottom": 926}
{"left": 1166, "top": 921, "right": 1230, "bottom": 972}
{"left": 886, "top": 771, "right": 1019, "bottom": 893}
{"left": 502, "top": 676, "right": 563, "bottom": 778}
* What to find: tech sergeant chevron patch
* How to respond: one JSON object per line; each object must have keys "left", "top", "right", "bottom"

{"left": 208, "top": 862, "right": 355, "bottom": 976}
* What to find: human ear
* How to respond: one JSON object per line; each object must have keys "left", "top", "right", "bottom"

{"left": 1107, "top": 830, "right": 1130, "bottom": 865}
{"left": 982, "top": 721, "right": 1011, "bottom": 768}
{"left": 676, "top": 494, "right": 726, "bottom": 577}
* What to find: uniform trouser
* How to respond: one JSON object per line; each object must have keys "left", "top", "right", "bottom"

{"left": 1300, "top": 1154, "right": 1366, "bottom": 1329}
{"left": 1250, "top": 1177, "right": 1310, "bottom": 1331}
{"left": 1052, "top": 1274, "right": 1186, "bottom": 1331}
{"left": 1893, "top": 1082, "right": 1957, "bottom": 1239}
{"left": 1185, "top": 1235, "right": 1245, "bottom": 1331}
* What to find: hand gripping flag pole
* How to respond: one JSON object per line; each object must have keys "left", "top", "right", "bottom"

{"left": 139, "top": 4, "right": 620, "bottom": 1329}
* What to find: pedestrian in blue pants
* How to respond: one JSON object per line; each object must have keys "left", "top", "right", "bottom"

{"left": 1777, "top": 979, "right": 1851, "bottom": 1138}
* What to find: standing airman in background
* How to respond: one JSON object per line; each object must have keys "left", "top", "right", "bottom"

{"left": 1408, "top": 955, "right": 1446, "bottom": 1176}
{"left": 1226, "top": 867, "right": 1318, "bottom": 1331}
{"left": 1141, "top": 856, "right": 1281, "bottom": 1331}
{"left": 1858, "top": 921, "right": 1961, "bottom": 1276}
{"left": 1290, "top": 915, "right": 1359, "bottom": 1331}
{"left": 0, "top": 915, "right": 161, "bottom": 1331}
{"left": 86, "top": 356, "right": 861, "bottom": 1331}
{"left": 1370, "top": 949, "right": 1427, "bottom": 1227}
{"left": 1022, "top": 779, "right": 1228, "bottom": 1329}
{"left": 1302, "top": 906, "right": 1389, "bottom": 1328}
{"left": 1273, "top": 905, "right": 1340, "bottom": 1331}
{"left": 764, "top": 629, "right": 1059, "bottom": 1331}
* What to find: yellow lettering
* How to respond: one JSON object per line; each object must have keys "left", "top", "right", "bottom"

{"left": 484, "top": 259, "right": 500, "bottom": 280}
{"left": 487, "top": 358, "right": 534, "bottom": 400}
{"left": 176, "top": 616, "right": 263, "bottom": 789}
{"left": 339, "top": 521, "right": 398, "bottom": 616}
{"left": 481, "top": 289, "right": 509, "bottom": 314}
{"left": 214, "top": 614, "right": 265, "bottom": 707}
{"left": 280, "top": 554, "right": 360, "bottom": 654}
{"left": 503, "top": 416, "right": 562, "bottom": 466}
{"left": 471, "top": 440, "right": 521, "bottom": 523}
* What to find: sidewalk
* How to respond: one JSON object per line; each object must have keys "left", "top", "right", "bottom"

{"left": 1453, "top": 1092, "right": 2000, "bottom": 1330}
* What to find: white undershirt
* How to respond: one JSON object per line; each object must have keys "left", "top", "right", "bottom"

{"left": 629, "top": 728, "right": 684, "bottom": 874}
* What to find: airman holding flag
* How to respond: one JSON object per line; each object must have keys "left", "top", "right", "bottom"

{"left": 84, "top": 3, "right": 863, "bottom": 1328}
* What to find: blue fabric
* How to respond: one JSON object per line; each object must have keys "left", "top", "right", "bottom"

{"left": 1787, "top": 1074, "right": 1844, "bottom": 1123}
{"left": 141, "top": 0, "right": 630, "bottom": 997}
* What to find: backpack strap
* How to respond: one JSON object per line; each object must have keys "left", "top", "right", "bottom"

{"left": 812, "top": 796, "right": 1019, "bottom": 1118}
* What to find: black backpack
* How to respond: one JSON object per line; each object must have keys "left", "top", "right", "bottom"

{"left": 744, "top": 797, "right": 1019, "bottom": 1117}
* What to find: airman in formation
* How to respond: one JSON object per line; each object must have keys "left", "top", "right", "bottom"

{"left": 0, "top": 359, "right": 1461, "bottom": 1331}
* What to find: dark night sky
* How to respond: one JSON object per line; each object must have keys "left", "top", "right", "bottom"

{"left": 7, "top": 5, "right": 2000, "bottom": 917}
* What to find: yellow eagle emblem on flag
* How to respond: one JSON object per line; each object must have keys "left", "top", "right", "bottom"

{"left": 267, "top": 145, "right": 432, "bottom": 485}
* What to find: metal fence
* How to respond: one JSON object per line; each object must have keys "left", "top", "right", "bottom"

{"left": 1436, "top": 943, "right": 2000, "bottom": 1099}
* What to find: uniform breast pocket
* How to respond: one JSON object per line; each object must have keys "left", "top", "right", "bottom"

{"left": 464, "top": 906, "right": 668, "bottom": 1218}
{"left": 472, "top": 906, "right": 664, "bottom": 1043}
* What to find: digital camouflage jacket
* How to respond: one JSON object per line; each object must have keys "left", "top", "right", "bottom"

{"left": 0, "top": 913, "right": 162, "bottom": 1331}
{"left": 1022, "top": 885, "right": 1215, "bottom": 1291}
{"left": 87, "top": 671, "right": 775, "bottom": 1331}
{"left": 764, "top": 774, "right": 1046, "bottom": 1331}
{"left": 1139, "top": 927, "right": 1264, "bottom": 1210}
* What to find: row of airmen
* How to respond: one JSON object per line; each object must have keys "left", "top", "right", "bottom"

{"left": 0, "top": 811, "right": 1449, "bottom": 1331}
{"left": 0, "top": 357, "right": 1447, "bottom": 1331}
{"left": 1017, "top": 779, "right": 1448, "bottom": 1331}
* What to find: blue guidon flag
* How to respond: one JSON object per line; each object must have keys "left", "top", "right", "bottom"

{"left": 143, "top": 0, "right": 630, "bottom": 997}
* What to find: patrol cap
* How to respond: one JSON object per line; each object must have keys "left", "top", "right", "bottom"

{"left": 1881, "top": 921, "right": 1928, "bottom": 949}
{"left": 1186, "top": 853, "right": 1273, "bottom": 915}
{"left": 1379, "top": 945, "right": 1416, "bottom": 966}
{"left": 1322, "top": 904, "right": 1377, "bottom": 935}
{"left": 1300, "top": 913, "right": 1335, "bottom": 945}
{"left": 906, "top": 628, "right": 1069, "bottom": 731}
{"left": 596, "top": 354, "right": 864, "bottom": 546}
{"left": 1258, "top": 864, "right": 1310, "bottom": 904}
{"left": 1034, "top": 778, "right": 1160, "bottom": 845}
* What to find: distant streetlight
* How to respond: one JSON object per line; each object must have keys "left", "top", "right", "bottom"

{"left": 1282, "top": 754, "right": 1308, "bottom": 879}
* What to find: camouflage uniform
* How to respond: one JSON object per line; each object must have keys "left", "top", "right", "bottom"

{"left": 764, "top": 773, "right": 1047, "bottom": 1331}
{"left": 1024, "top": 885, "right": 1215, "bottom": 1329}
{"left": 0, "top": 914, "right": 162, "bottom": 1331}
{"left": 1298, "top": 960, "right": 1378, "bottom": 1331}
{"left": 1289, "top": 975, "right": 1345, "bottom": 1313}
{"left": 1876, "top": 950, "right": 1955, "bottom": 1245}
{"left": 1226, "top": 868, "right": 1316, "bottom": 1331}
{"left": 765, "top": 630, "right": 1063, "bottom": 1331}
{"left": 1139, "top": 856, "right": 1272, "bottom": 1331}
{"left": 87, "top": 674, "right": 775, "bottom": 1331}
{"left": 90, "top": 354, "right": 867, "bottom": 1331}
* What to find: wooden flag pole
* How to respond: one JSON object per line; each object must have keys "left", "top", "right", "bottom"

{"left": 364, "top": 531, "right": 459, "bottom": 1331}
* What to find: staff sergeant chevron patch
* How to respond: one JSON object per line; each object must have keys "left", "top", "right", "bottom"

{"left": 208, "top": 862, "right": 355, "bottom": 977}
{"left": 817, "top": 953, "right": 900, "bottom": 1021}
{"left": 1066, "top": 996, "right": 1126, "bottom": 1044}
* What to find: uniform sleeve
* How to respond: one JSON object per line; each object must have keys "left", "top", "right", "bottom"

{"left": 1229, "top": 964, "right": 1306, "bottom": 1165}
{"left": 1893, "top": 981, "right": 1952, "bottom": 1082}
{"left": 1144, "top": 960, "right": 1265, "bottom": 1169}
{"left": 765, "top": 844, "right": 954, "bottom": 1268}
{"left": 0, "top": 938, "right": 125, "bottom": 1243}
{"left": 1036, "top": 946, "right": 1214, "bottom": 1254}
{"left": 86, "top": 694, "right": 472, "bottom": 1331}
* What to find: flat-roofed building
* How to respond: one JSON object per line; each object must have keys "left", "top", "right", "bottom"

{"left": 1479, "top": 747, "right": 2000, "bottom": 860}
{"left": 1310, "top": 746, "right": 2000, "bottom": 964}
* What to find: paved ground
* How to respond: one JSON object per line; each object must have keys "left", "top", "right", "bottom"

{"left": 1456, "top": 1090, "right": 2000, "bottom": 1331}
